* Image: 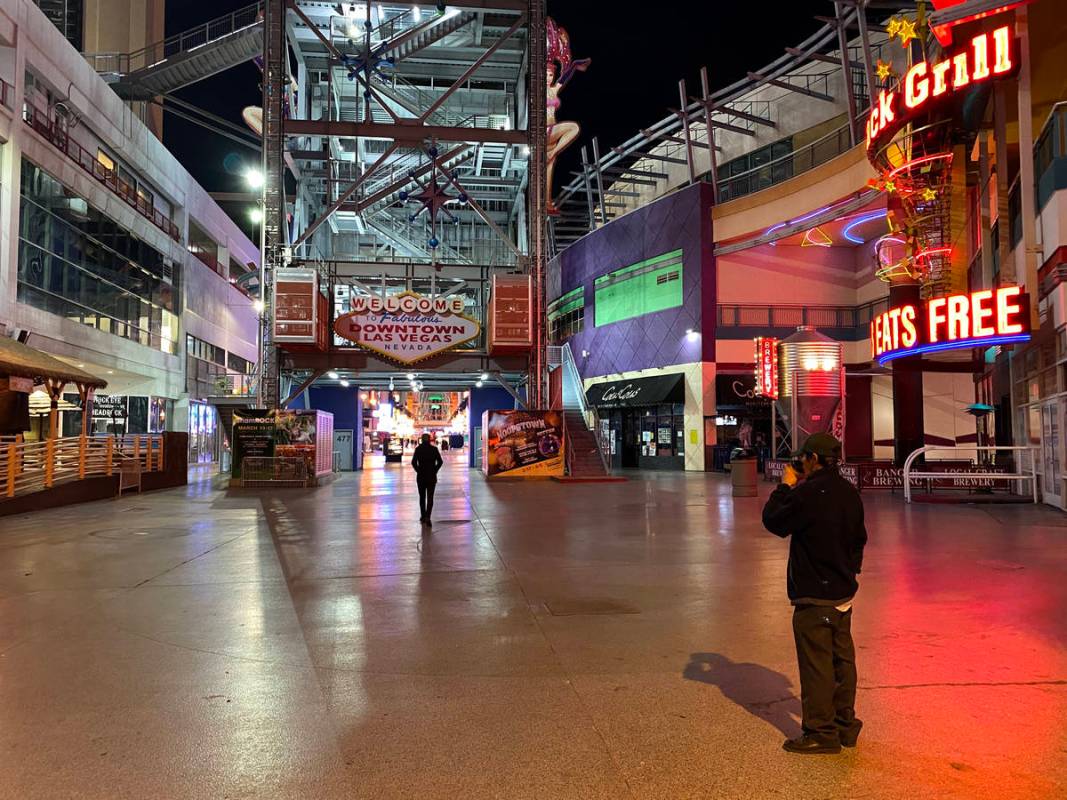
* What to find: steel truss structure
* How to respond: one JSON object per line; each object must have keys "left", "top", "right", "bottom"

{"left": 257, "top": 0, "right": 540, "bottom": 407}
{"left": 548, "top": 0, "right": 915, "bottom": 257}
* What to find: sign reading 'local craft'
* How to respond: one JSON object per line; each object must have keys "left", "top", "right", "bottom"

{"left": 871, "top": 285, "right": 1031, "bottom": 365}
{"left": 333, "top": 291, "right": 481, "bottom": 365}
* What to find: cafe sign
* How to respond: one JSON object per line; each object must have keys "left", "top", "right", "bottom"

{"left": 866, "top": 24, "right": 1015, "bottom": 153}
{"left": 871, "top": 285, "right": 1030, "bottom": 365}
{"left": 333, "top": 291, "right": 480, "bottom": 365}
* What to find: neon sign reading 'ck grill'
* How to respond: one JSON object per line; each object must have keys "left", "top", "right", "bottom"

{"left": 871, "top": 285, "right": 1031, "bottom": 365}
{"left": 866, "top": 25, "right": 1015, "bottom": 151}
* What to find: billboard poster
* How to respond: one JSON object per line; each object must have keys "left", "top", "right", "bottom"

{"left": 482, "top": 410, "right": 565, "bottom": 478}
{"left": 334, "top": 291, "right": 481, "bottom": 365}
{"left": 231, "top": 417, "right": 276, "bottom": 479}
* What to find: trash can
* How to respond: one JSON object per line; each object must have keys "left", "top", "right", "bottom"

{"left": 731, "top": 451, "right": 758, "bottom": 497}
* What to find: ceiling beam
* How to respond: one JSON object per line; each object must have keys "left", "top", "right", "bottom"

{"left": 284, "top": 119, "right": 528, "bottom": 145}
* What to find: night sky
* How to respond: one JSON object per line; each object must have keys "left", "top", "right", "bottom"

{"left": 162, "top": 1, "right": 828, "bottom": 234}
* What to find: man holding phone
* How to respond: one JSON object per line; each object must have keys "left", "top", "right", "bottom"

{"left": 762, "top": 433, "right": 868, "bottom": 755}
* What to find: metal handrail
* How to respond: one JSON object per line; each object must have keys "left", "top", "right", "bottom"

{"left": 902, "top": 445, "right": 1039, "bottom": 504}
{"left": 560, "top": 342, "right": 610, "bottom": 475}
{"left": 84, "top": 2, "right": 263, "bottom": 76}
{"left": 718, "top": 298, "right": 889, "bottom": 330}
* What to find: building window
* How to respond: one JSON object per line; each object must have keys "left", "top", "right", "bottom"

{"left": 189, "top": 219, "right": 222, "bottom": 275}
{"left": 594, "top": 249, "right": 684, "bottom": 327}
{"left": 32, "top": 0, "right": 83, "bottom": 51}
{"left": 96, "top": 149, "right": 115, "bottom": 174}
{"left": 547, "top": 287, "right": 584, "bottom": 344}
{"left": 186, "top": 334, "right": 226, "bottom": 366}
{"left": 17, "top": 159, "right": 179, "bottom": 354}
{"left": 227, "top": 352, "right": 254, "bottom": 374}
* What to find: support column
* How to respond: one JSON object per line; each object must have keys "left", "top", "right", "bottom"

{"left": 890, "top": 281, "right": 925, "bottom": 465}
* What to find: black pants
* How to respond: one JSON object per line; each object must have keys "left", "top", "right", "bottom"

{"left": 792, "top": 604, "right": 859, "bottom": 742}
{"left": 417, "top": 478, "right": 436, "bottom": 519}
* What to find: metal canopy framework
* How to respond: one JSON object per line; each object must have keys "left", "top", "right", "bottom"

{"left": 548, "top": 0, "right": 913, "bottom": 255}
{"left": 253, "top": 0, "right": 540, "bottom": 407}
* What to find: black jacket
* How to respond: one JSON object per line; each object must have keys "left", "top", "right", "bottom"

{"left": 411, "top": 443, "right": 443, "bottom": 481}
{"left": 762, "top": 468, "right": 868, "bottom": 604}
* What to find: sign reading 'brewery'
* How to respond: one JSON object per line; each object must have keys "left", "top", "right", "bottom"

{"left": 871, "top": 285, "right": 1031, "bottom": 365}
{"left": 333, "top": 291, "right": 481, "bottom": 365}
{"left": 866, "top": 24, "right": 1016, "bottom": 153}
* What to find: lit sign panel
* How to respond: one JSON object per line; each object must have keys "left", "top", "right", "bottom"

{"left": 871, "top": 285, "right": 1031, "bottom": 365}
{"left": 754, "top": 337, "right": 779, "bottom": 399}
{"left": 866, "top": 25, "right": 1015, "bottom": 153}
{"left": 333, "top": 291, "right": 481, "bottom": 365}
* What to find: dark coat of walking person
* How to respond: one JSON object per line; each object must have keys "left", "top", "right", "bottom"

{"left": 761, "top": 432, "right": 868, "bottom": 755}
{"left": 411, "top": 434, "right": 443, "bottom": 524}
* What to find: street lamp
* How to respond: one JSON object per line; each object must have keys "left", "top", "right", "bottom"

{"left": 249, "top": 207, "right": 263, "bottom": 224}
{"left": 244, "top": 168, "right": 264, "bottom": 189}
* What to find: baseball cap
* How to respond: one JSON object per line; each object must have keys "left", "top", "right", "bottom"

{"left": 793, "top": 432, "right": 842, "bottom": 458}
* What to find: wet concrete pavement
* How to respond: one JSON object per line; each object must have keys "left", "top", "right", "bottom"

{"left": 0, "top": 454, "right": 1064, "bottom": 799}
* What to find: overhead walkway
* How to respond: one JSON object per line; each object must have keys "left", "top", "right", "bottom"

{"left": 83, "top": 2, "right": 264, "bottom": 100}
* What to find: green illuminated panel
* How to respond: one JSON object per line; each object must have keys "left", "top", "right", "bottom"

{"left": 594, "top": 249, "right": 683, "bottom": 327}
{"left": 547, "top": 287, "right": 584, "bottom": 321}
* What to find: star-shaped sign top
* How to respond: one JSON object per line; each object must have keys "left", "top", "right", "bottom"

{"left": 875, "top": 60, "right": 894, "bottom": 82}
{"left": 896, "top": 18, "right": 919, "bottom": 47}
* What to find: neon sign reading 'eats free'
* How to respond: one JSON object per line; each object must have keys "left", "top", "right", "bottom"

{"left": 866, "top": 25, "right": 1015, "bottom": 151}
{"left": 871, "top": 285, "right": 1031, "bottom": 365}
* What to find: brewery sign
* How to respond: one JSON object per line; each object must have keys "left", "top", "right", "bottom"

{"left": 333, "top": 291, "right": 480, "bottom": 365}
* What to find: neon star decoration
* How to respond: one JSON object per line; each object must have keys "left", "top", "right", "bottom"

{"left": 397, "top": 144, "right": 470, "bottom": 256}
{"left": 885, "top": 16, "right": 902, "bottom": 38}
{"left": 921, "top": 187, "right": 938, "bottom": 202}
{"left": 896, "top": 18, "right": 919, "bottom": 47}
{"left": 875, "top": 60, "right": 894, "bottom": 82}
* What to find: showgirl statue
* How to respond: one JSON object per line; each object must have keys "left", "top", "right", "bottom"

{"left": 546, "top": 17, "right": 590, "bottom": 216}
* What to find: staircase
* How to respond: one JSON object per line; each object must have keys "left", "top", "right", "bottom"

{"left": 84, "top": 2, "right": 264, "bottom": 100}
{"left": 382, "top": 11, "right": 476, "bottom": 63}
{"left": 564, "top": 411, "right": 610, "bottom": 478}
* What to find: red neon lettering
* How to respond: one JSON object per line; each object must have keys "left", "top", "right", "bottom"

{"left": 992, "top": 25, "right": 1012, "bottom": 74}
{"left": 971, "top": 30, "right": 990, "bottom": 81}
{"left": 947, "top": 295, "right": 969, "bottom": 340}
{"left": 900, "top": 305, "right": 917, "bottom": 347}
{"left": 952, "top": 53, "right": 970, "bottom": 89}
{"left": 932, "top": 60, "right": 951, "bottom": 96}
{"left": 970, "top": 290, "right": 994, "bottom": 337}
{"left": 928, "top": 298, "right": 947, "bottom": 343}
{"left": 878, "top": 90, "right": 895, "bottom": 129}
{"left": 997, "top": 286, "right": 1024, "bottom": 334}
{"left": 904, "top": 63, "right": 929, "bottom": 109}
{"left": 887, "top": 307, "right": 902, "bottom": 350}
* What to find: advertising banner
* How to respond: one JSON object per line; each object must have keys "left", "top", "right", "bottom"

{"left": 334, "top": 291, "right": 480, "bottom": 365}
{"left": 764, "top": 459, "right": 1011, "bottom": 491}
{"left": 231, "top": 417, "right": 276, "bottom": 479}
{"left": 482, "top": 410, "right": 565, "bottom": 478}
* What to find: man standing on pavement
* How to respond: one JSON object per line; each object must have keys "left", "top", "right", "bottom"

{"left": 761, "top": 432, "right": 867, "bottom": 755}
{"left": 411, "top": 433, "right": 443, "bottom": 525}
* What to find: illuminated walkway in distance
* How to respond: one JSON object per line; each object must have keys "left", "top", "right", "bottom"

{"left": 0, "top": 455, "right": 1064, "bottom": 799}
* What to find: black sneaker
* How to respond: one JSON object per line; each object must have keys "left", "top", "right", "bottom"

{"left": 782, "top": 735, "right": 841, "bottom": 755}
{"left": 839, "top": 720, "right": 862, "bottom": 748}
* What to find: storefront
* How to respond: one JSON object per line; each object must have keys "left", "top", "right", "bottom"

{"left": 188, "top": 400, "right": 220, "bottom": 465}
{"left": 710, "top": 374, "right": 773, "bottom": 470}
{"left": 586, "top": 374, "right": 686, "bottom": 470}
{"left": 60, "top": 393, "right": 173, "bottom": 437}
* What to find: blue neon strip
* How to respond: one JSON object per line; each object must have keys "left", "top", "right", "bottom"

{"left": 842, "top": 210, "right": 888, "bottom": 244}
{"left": 876, "top": 334, "right": 1031, "bottom": 366}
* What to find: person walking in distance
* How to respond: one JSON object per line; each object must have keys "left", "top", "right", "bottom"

{"left": 411, "top": 433, "right": 443, "bottom": 525}
{"left": 761, "top": 433, "right": 868, "bottom": 755}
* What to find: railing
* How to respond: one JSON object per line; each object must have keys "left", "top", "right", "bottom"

{"left": 1, "top": 434, "right": 164, "bottom": 500}
{"left": 83, "top": 2, "right": 263, "bottom": 77}
{"left": 713, "top": 121, "right": 854, "bottom": 203}
{"left": 561, "top": 342, "right": 610, "bottom": 475}
{"left": 902, "top": 445, "right": 1038, "bottom": 504}
{"left": 240, "top": 456, "right": 308, "bottom": 488}
{"left": 717, "top": 299, "right": 888, "bottom": 333}
{"left": 187, "top": 355, "right": 256, "bottom": 398}
{"left": 22, "top": 100, "right": 181, "bottom": 241}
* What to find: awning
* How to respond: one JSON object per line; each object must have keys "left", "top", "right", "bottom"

{"left": 586, "top": 373, "right": 684, "bottom": 408}
{"left": 0, "top": 337, "right": 108, "bottom": 389}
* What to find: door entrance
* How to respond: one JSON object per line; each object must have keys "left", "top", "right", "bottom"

{"left": 1040, "top": 399, "right": 1064, "bottom": 508}
{"left": 334, "top": 429, "right": 354, "bottom": 471}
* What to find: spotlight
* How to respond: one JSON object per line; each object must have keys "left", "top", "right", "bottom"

{"left": 244, "top": 168, "right": 264, "bottom": 189}
{"left": 328, "top": 371, "right": 339, "bottom": 380}
{"left": 248, "top": 207, "right": 263, "bottom": 224}
{"left": 340, "top": 379, "right": 350, "bottom": 388}
{"left": 475, "top": 380, "right": 484, "bottom": 388}
{"left": 252, "top": 299, "right": 265, "bottom": 313}
{"left": 480, "top": 373, "right": 488, "bottom": 380}
{"left": 407, "top": 373, "right": 415, "bottom": 380}
{"left": 686, "top": 328, "right": 700, "bottom": 342}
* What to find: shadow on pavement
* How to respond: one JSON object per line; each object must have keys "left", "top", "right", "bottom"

{"left": 683, "top": 652, "right": 801, "bottom": 739}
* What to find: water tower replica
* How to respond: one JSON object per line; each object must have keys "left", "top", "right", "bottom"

{"left": 775, "top": 327, "right": 846, "bottom": 457}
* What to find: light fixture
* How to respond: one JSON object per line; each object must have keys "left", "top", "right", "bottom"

{"left": 412, "top": 5, "right": 421, "bottom": 22}
{"left": 77, "top": 363, "right": 85, "bottom": 368}
{"left": 340, "top": 379, "right": 350, "bottom": 388}
{"left": 244, "top": 168, "right": 264, "bottom": 189}
{"left": 249, "top": 207, "right": 263, "bottom": 224}
{"left": 480, "top": 372, "right": 488, "bottom": 380}
{"left": 803, "top": 357, "right": 819, "bottom": 371}
{"left": 389, "top": 377, "right": 394, "bottom": 390}
{"left": 328, "top": 371, "right": 339, "bottom": 380}
{"left": 686, "top": 328, "right": 699, "bottom": 342}
{"left": 822, "top": 357, "right": 837, "bottom": 371}
{"left": 475, "top": 380, "right": 484, "bottom": 388}
{"left": 406, "top": 372, "right": 415, "bottom": 380}
{"left": 252, "top": 299, "right": 265, "bottom": 313}
{"left": 360, "top": 392, "right": 368, "bottom": 401}
{"left": 581, "top": 349, "right": 590, "bottom": 358}
{"left": 521, "top": 144, "right": 530, "bottom": 157}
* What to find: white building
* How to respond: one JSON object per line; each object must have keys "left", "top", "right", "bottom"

{"left": 0, "top": 0, "right": 259, "bottom": 462}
